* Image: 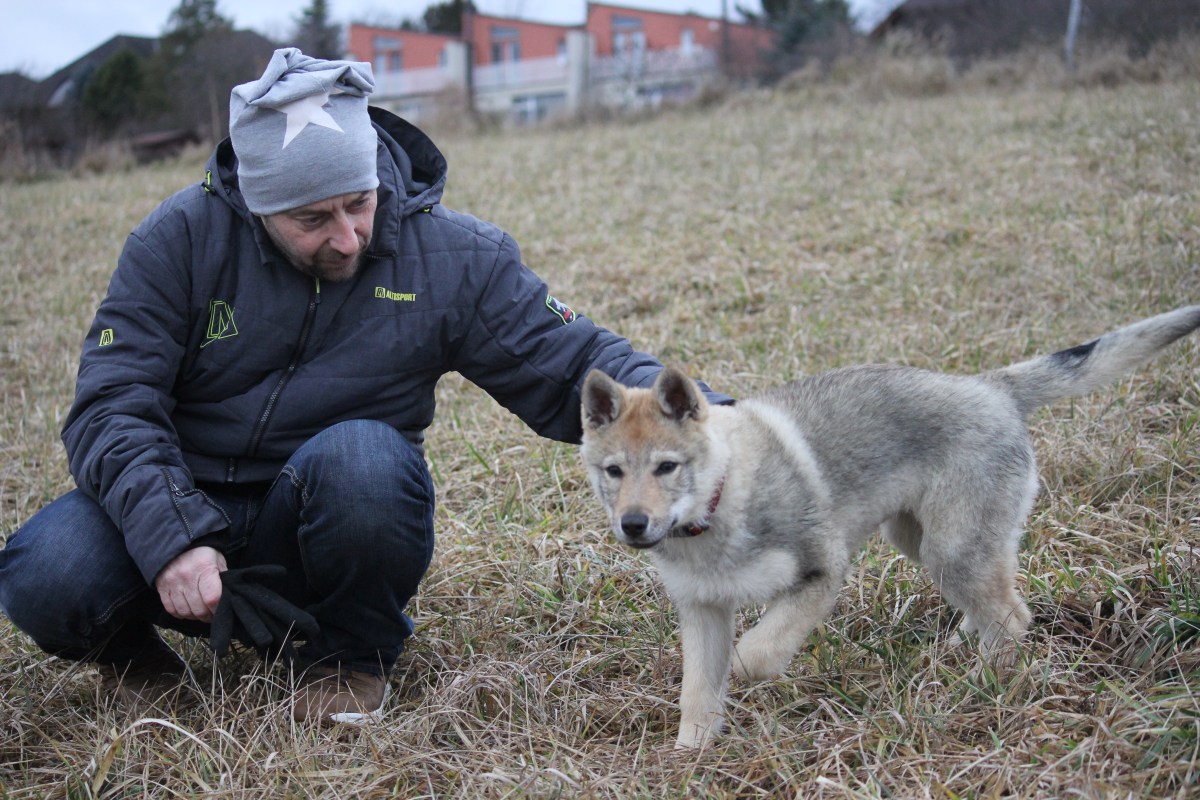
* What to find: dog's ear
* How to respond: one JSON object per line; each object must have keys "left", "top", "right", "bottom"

{"left": 582, "top": 370, "right": 623, "bottom": 430}
{"left": 655, "top": 366, "right": 708, "bottom": 423}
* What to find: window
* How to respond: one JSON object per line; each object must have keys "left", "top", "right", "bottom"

{"left": 612, "top": 15, "right": 642, "bottom": 32}
{"left": 612, "top": 16, "right": 646, "bottom": 57}
{"left": 681, "top": 28, "right": 695, "bottom": 54}
{"left": 491, "top": 41, "right": 520, "bottom": 63}
{"left": 512, "top": 92, "right": 566, "bottom": 125}
{"left": 490, "top": 25, "right": 520, "bottom": 63}
{"left": 614, "top": 30, "right": 646, "bottom": 56}
{"left": 373, "top": 36, "right": 402, "bottom": 73}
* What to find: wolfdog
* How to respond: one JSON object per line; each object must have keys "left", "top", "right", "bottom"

{"left": 580, "top": 306, "right": 1199, "bottom": 749}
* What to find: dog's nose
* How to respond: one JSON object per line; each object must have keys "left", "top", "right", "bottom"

{"left": 621, "top": 513, "right": 649, "bottom": 539}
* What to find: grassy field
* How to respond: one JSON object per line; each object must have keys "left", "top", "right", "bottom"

{"left": 1, "top": 60, "right": 1199, "bottom": 798}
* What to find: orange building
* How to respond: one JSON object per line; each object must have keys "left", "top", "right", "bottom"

{"left": 462, "top": 11, "right": 579, "bottom": 66}
{"left": 350, "top": 5, "right": 772, "bottom": 77}
{"left": 587, "top": 2, "right": 775, "bottom": 79}
{"left": 346, "top": 24, "right": 458, "bottom": 72}
{"left": 345, "top": 3, "right": 775, "bottom": 122}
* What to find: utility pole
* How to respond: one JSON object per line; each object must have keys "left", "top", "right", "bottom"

{"left": 721, "top": 0, "right": 732, "bottom": 78}
{"left": 1065, "top": 0, "right": 1082, "bottom": 71}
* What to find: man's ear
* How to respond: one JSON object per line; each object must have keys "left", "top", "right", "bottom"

{"left": 582, "top": 370, "right": 624, "bottom": 430}
{"left": 654, "top": 366, "right": 707, "bottom": 423}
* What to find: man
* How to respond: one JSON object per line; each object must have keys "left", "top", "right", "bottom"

{"left": 0, "top": 50, "right": 728, "bottom": 725}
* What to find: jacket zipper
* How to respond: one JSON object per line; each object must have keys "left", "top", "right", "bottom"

{"left": 245, "top": 277, "right": 321, "bottom": 461}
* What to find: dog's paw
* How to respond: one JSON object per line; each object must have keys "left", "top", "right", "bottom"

{"left": 732, "top": 636, "right": 789, "bottom": 682}
{"left": 676, "top": 719, "right": 720, "bottom": 753}
{"left": 973, "top": 608, "right": 1031, "bottom": 671}
{"left": 982, "top": 635, "right": 1026, "bottom": 672}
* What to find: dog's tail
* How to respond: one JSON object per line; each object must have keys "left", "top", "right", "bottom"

{"left": 996, "top": 305, "right": 1200, "bottom": 416}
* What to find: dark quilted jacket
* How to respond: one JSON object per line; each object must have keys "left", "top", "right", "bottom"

{"left": 61, "top": 107, "right": 728, "bottom": 584}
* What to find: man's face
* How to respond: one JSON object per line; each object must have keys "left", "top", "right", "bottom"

{"left": 259, "top": 190, "right": 378, "bottom": 282}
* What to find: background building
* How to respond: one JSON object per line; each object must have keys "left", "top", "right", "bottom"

{"left": 347, "top": 2, "right": 776, "bottom": 125}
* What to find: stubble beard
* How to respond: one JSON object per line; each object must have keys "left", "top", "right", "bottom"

{"left": 260, "top": 217, "right": 369, "bottom": 283}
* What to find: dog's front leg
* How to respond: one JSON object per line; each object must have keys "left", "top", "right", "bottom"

{"left": 733, "top": 577, "right": 842, "bottom": 682}
{"left": 674, "top": 601, "right": 736, "bottom": 749}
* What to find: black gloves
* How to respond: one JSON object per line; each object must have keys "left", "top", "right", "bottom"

{"left": 209, "top": 565, "right": 319, "bottom": 660}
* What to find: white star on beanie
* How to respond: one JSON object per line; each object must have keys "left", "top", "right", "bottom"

{"left": 279, "top": 91, "right": 344, "bottom": 148}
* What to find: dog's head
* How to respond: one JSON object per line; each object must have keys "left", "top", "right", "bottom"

{"left": 580, "top": 366, "right": 719, "bottom": 550}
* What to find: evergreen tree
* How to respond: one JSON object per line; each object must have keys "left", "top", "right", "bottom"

{"left": 81, "top": 48, "right": 151, "bottom": 135}
{"left": 738, "top": 0, "right": 854, "bottom": 79}
{"left": 155, "top": 0, "right": 244, "bottom": 143}
{"left": 422, "top": 0, "right": 476, "bottom": 35}
{"left": 161, "top": 0, "right": 233, "bottom": 56}
{"left": 295, "top": 0, "right": 342, "bottom": 60}
{"left": 740, "top": 0, "right": 852, "bottom": 48}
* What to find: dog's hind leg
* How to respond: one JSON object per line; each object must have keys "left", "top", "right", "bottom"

{"left": 732, "top": 567, "right": 845, "bottom": 682}
{"left": 918, "top": 453, "right": 1038, "bottom": 665}
{"left": 938, "top": 557, "right": 1032, "bottom": 667}
{"left": 921, "top": 519, "right": 1033, "bottom": 665}
{"left": 675, "top": 601, "right": 736, "bottom": 749}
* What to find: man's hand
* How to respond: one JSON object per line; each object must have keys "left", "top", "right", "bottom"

{"left": 210, "top": 566, "right": 320, "bottom": 658}
{"left": 155, "top": 545, "right": 227, "bottom": 622}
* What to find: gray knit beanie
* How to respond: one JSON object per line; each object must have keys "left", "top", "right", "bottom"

{"left": 230, "top": 48, "right": 379, "bottom": 215}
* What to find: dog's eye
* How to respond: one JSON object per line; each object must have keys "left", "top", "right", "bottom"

{"left": 655, "top": 461, "right": 678, "bottom": 476}
{"left": 605, "top": 465, "right": 624, "bottom": 479}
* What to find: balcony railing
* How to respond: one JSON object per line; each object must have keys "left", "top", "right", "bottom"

{"left": 370, "top": 45, "right": 722, "bottom": 101}
{"left": 591, "top": 46, "right": 717, "bottom": 81}
{"left": 373, "top": 65, "right": 453, "bottom": 96}
{"left": 473, "top": 55, "right": 570, "bottom": 89}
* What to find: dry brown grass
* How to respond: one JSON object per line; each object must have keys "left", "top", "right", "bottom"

{"left": 2, "top": 64, "right": 1199, "bottom": 798}
{"left": 782, "top": 34, "right": 1200, "bottom": 99}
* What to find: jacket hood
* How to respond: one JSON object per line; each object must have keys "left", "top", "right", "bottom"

{"left": 204, "top": 106, "right": 449, "bottom": 258}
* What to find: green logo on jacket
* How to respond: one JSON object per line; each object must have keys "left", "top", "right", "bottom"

{"left": 202, "top": 300, "right": 238, "bottom": 348}
{"left": 375, "top": 286, "right": 417, "bottom": 302}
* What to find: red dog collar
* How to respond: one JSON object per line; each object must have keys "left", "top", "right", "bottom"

{"left": 679, "top": 478, "right": 725, "bottom": 537}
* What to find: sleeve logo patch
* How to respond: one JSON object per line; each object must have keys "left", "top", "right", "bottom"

{"left": 98, "top": 329, "right": 115, "bottom": 347}
{"left": 546, "top": 294, "right": 576, "bottom": 325}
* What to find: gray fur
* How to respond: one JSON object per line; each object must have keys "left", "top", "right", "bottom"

{"left": 580, "top": 305, "right": 1199, "bottom": 750}
{"left": 997, "top": 305, "right": 1200, "bottom": 414}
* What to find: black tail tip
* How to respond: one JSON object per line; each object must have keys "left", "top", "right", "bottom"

{"left": 1050, "top": 338, "right": 1098, "bottom": 368}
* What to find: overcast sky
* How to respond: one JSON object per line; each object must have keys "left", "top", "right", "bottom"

{"left": 2, "top": 0, "right": 901, "bottom": 80}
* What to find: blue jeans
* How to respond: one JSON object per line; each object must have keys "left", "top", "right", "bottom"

{"left": 0, "top": 420, "right": 435, "bottom": 675}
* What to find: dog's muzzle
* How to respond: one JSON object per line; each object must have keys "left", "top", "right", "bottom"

{"left": 619, "top": 512, "right": 657, "bottom": 548}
